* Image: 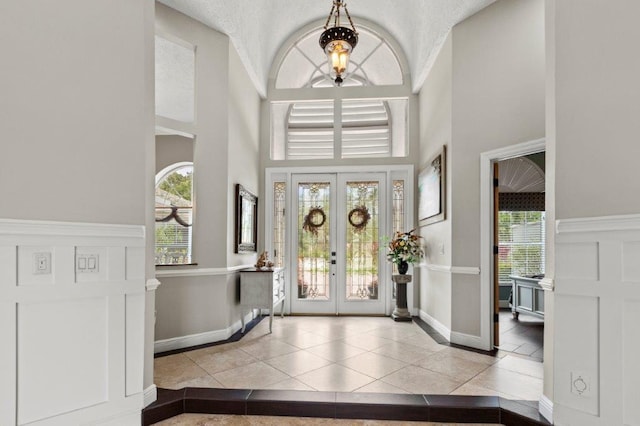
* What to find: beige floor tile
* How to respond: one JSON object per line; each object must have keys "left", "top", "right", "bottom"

{"left": 339, "top": 351, "right": 407, "bottom": 379}
{"left": 339, "top": 334, "right": 395, "bottom": 351}
{"left": 183, "top": 343, "right": 238, "bottom": 365}
{"left": 353, "top": 380, "right": 409, "bottom": 394}
{"left": 415, "top": 353, "right": 491, "bottom": 382}
{"left": 212, "top": 361, "right": 291, "bottom": 389}
{"left": 194, "top": 348, "right": 259, "bottom": 376}
{"left": 494, "top": 354, "right": 543, "bottom": 379}
{"left": 154, "top": 354, "right": 211, "bottom": 389}
{"left": 380, "top": 365, "right": 464, "bottom": 394}
{"left": 262, "top": 377, "right": 317, "bottom": 391}
{"left": 449, "top": 382, "right": 519, "bottom": 400}
{"left": 295, "top": 364, "right": 376, "bottom": 392}
{"left": 372, "top": 341, "right": 434, "bottom": 364}
{"left": 169, "top": 375, "right": 224, "bottom": 389}
{"left": 264, "top": 349, "right": 332, "bottom": 376}
{"left": 466, "top": 365, "right": 543, "bottom": 400}
{"left": 277, "top": 330, "right": 335, "bottom": 349}
{"left": 239, "top": 336, "right": 300, "bottom": 360}
{"left": 305, "top": 340, "right": 367, "bottom": 362}
{"left": 431, "top": 346, "right": 500, "bottom": 365}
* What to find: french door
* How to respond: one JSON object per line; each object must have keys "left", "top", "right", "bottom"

{"left": 290, "top": 173, "right": 387, "bottom": 315}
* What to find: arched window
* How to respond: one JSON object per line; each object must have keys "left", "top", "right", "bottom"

{"left": 155, "top": 162, "right": 193, "bottom": 265}
{"left": 270, "top": 23, "right": 409, "bottom": 161}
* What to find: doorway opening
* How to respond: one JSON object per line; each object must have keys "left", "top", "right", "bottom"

{"left": 494, "top": 153, "right": 545, "bottom": 361}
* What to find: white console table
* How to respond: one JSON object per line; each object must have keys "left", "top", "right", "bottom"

{"left": 240, "top": 268, "right": 285, "bottom": 333}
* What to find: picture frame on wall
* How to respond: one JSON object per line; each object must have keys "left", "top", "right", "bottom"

{"left": 235, "top": 184, "right": 258, "bottom": 253}
{"left": 418, "top": 145, "right": 446, "bottom": 226}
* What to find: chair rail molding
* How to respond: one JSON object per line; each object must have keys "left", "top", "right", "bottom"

{"left": 155, "top": 264, "right": 254, "bottom": 278}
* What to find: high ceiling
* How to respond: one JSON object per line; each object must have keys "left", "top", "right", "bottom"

{"left": 158, "top": 0, "right": 496, "bottom": 96}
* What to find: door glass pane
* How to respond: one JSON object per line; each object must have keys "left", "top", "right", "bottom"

{"left": 273, "top": 182, "right": 286, "bottom": 268}
{"left": 298, "top": 182, "right": 331, "bottom": 300}
{"left": 345, "top": 181, "right": 379, "bottom": 300}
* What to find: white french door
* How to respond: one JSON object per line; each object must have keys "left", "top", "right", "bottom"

{"left": 290, "top": 173, "right": 387, "bottom": 315}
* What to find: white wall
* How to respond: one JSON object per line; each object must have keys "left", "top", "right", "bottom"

{"left": 549, "top": 1, "right": 640, "bottom": 424}
{"left": 156, "top": 135, "right": 194, "bottom": 172}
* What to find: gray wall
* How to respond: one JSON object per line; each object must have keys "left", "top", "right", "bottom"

{"left": 418, "top": 0, "right": 545, "bottom": 337}
{"left": 549, "top": 0, "right": 640, "bottom": 422}
{"left": 156, "top": 135, "right": 194, "bottom": 172}
{"left": 418, "top": 34, "right": 453, "bottom": 329}
{"left": 154, "top": 4, "right": 261, "bottom": 345}
{"left": 0, "top": 0, "right": 156, "bottom": 391}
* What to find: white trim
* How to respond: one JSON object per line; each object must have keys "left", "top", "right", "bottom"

{"left": 0, "top": 218, "right": 145, "bottom": 240}
{"left": 450, "top": 331, "right": 484, "bottom": 348}
{"left": 155, "top": 264, "right": 254, "bottom": 278}
{"left": 154, "top": 312, "right": 254, "bottom": 353}
{"left": 421, "top": 263, "right": 480, "bottom": 275}
{"left": 556, "top": 213, "right": 640, "bottom": 234}
{"left": 143, "top": 385, "right": 157, "bottom": 408}
{"left": 155, "top": 161, "right": 193, "bottom": 186}
{"left": 480, "top": 138, "right": 546, "bottom": 352}
{"left": 539, "top": 277, "right": 554, "bottom": 292}
{"left": 539, "top": 394, "right": 554, "bottom": 423}
{"left": 419, "top": 309, "right": 451, "bottom": 341}
{"left": 146, "top": 278, "right": 161, "bottom": 291}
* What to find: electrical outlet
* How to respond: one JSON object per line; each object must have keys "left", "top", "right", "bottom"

{"left": 33, "top": 252, "right": 52, "bottom": 275}
{"left": 571, "top": 372, "right": 590, "bottom": 397}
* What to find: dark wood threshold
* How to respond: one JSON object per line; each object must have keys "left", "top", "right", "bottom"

{"left": 143, "top": 387, "right": 551, "bottom": 425}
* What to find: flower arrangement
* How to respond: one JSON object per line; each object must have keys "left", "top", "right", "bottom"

{"left": 385, "top": 229, "right": 424, "bottom": 265}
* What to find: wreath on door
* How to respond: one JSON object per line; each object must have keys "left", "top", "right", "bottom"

{"left": 348, "top": 205, "right": 371, "bottom": 233}
{"left": 302, "top": 207, "right": 326, "bottom": 235}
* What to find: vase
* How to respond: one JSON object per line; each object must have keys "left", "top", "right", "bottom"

{"left": 397, "top": 260, "right": 409, "bottom": 275}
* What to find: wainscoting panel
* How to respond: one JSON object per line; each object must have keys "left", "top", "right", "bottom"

{"left": 623, "top": 300, "right": 640, "bottom": 425}
{"left": 0, "top": 219, "right": 146, "bottom": 426}
{"left": 554, "top": 214, "right": 640, "bottom": 426}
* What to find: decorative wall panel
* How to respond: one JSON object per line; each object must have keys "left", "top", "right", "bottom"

{"left": 554, "top": 214, "right": 640, "bottom": 426}
{"left": 0, "top": 219, "right": 146, "bottom": 426}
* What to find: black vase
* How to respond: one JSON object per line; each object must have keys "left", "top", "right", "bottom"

{"left": 397, "top": 260, "right": 409, "bottom": 275}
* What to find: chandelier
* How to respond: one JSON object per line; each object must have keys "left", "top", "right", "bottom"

{"left": 319, "top": 1, "right": 359, "bottom": 86}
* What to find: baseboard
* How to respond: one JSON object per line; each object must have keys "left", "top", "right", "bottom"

{"left": 419, "top": 309, "right": 451, "bottom": 341}
{"left": 538, "top": 394, "right": 553, "bottom": 423}
{"left": 154, "top": 313, "right": 253, "bottom": 353}
{"left": 143, "top": 384, "right": 157, "bottom": 408}
{"left": 450, "top": 331, "right": 484, "bottom": 349}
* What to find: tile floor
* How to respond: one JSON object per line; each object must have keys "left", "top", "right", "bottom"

{"left": 154, "top": 413, "right": 502, "bottom": 425}
{"left": 497, "top": 310, "right": 544, "bottom": 361}
{"left": 154, "top": 316, "right": 543, "bottom": 402}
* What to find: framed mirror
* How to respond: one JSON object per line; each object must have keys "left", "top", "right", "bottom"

{"left": 235, "top": 184, "right": 258, "bottom": 253}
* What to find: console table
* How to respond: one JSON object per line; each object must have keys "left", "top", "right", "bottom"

{"left": 240, "top": 268, "right": 285, "bottom": 333}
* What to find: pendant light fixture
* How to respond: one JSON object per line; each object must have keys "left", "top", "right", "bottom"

{"left": 319, "top": 1, "right": 359, "bottom": 86}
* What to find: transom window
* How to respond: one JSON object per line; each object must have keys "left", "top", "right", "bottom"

{"left": 155, "top": 162, "right": 194, "bottom": 265}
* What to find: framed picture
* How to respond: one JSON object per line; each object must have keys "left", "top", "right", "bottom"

{"left": 419, "top": 145, "right": 446, "bottom": 226}
{"left": 235, "top": 184, "right": 258, "bottom": 253}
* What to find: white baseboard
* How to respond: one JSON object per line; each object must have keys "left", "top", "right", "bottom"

{"left": 143, "top": 384, "right": 157, "bottom": 408}
{"left": 450, "top": 331, "right": 486, "bottom": 350}
{"left": 419, "top": 309, "right": 451, "bottom": 341}
{"left": 154, "top": 312, "right": 254, "bottom": 353}
{"left": 539, "top": 395, "right": 553, "bottom": 423}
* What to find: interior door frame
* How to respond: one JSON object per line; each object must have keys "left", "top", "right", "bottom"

{"left": 479, "top": 138, "right": 545, "bottom": 351}
{"left": 265, "top": 165, "right": 414, "bottom": 316}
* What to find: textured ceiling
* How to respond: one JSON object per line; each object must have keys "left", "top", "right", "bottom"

{"left": 158, "top": 0, "right": 496, "bottom": 96}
